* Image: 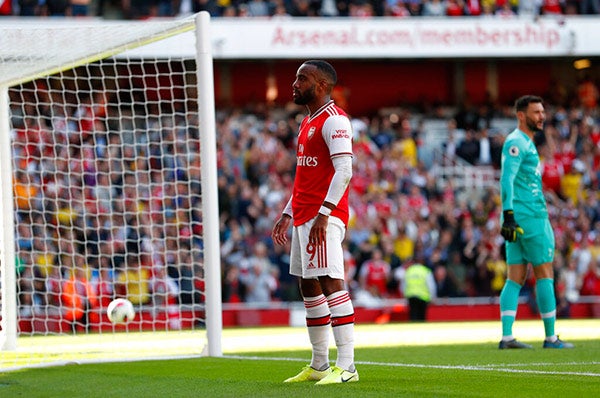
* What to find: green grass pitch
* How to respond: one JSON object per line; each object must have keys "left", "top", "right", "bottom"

{"left": 1, "top": 319, "right": 599, "bottom": 397}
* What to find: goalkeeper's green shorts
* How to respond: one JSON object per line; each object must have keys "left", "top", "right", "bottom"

{"left": 505, "top": 217, "right": 555, "bottom": 266}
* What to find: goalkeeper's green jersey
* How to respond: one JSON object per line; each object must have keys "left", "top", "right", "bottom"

{"left": 500, "top": 129, "right": 548, "bottom": 218}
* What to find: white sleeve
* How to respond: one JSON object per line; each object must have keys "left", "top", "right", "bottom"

{"left": 322, "top": 114, "right": 353, "bottom": 206}
{"left": 282, "top": 196, "right": 292, "bottom": 217}
{"left": 322, "top": 114, "right": 353, "bottom": 158}
{"left": 324, "top": 156, "right": 352, "bottom": 206}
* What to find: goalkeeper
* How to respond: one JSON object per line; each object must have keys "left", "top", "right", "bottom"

{"left": 498, "top": 95, "right": 573, "bottom": 349}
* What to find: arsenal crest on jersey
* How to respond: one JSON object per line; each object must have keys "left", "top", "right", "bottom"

{"left": 307, "top": 126, "right": 316, "bottom": 140}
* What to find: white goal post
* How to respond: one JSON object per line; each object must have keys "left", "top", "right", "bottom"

{"left": 0, "top": 11, "right": 222, "bottom": 370}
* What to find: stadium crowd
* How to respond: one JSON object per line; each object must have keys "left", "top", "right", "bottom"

{"left": 10, "top": 58, "right": 600, "bottom": 330}
{"left": 216, "top": 79, "right": 600, "bottom": 318}
{"left": 10, "top": 71, "right": 600, "bottom": 325}
{"left": 0, "top": 0, "right": 598, "bottom": 18}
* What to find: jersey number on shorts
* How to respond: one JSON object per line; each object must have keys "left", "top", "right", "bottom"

{"left": 306, "top": 242, "right": 327, "bottom": 269}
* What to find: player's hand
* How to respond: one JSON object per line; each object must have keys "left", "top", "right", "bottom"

{"left": 272, "top": 214, "right": 291, "bottom": 246}
{"left": 501, "top": 210, "right": 524, "bottom": 242}
{"left": 309, "top": 213, "right": 329, "bottom": 246}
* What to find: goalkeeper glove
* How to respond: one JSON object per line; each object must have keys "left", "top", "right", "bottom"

{"left": 501, "top": 210, "right": 524, "bottom": 242}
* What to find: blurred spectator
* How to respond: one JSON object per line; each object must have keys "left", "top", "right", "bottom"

{"left": 394, "top": 224, "right": 416, "bottom": 263}
{"left": 477, "top": 128, "right": 492, "bottom": 165}
{"left": 562, "top": 256, "right": 582, "bottom": 304}
{"left": 289, "top": 0, "right": 316, "bottom": 16}
{"left": 560, "top": 159, "right": 586, "bottom": 206}
{"left": 13, "top": 170, "right": 39, "bottom": 221}
{"left": 495, "top": 0, "right": 516, "bottom": 17}
{"left": 432, "top": 265, "right": 450, "bottom": 297}
{"left": 247, "top": 0, "right": 272, "bottom": 16}
{"left": 239, "top": 243, "right": 279, "bottom": 303}
{"left": 270, "top": 239, "right": 300, "bottom": 300}
{"left": 45, "top": 265, "right": 64, "bottom": 309}
{"left": 540, "top": 0, "right": 564, "bottom": 15}
{"left": 349, "top": 0, "right": 376, "bottom": 17}
{"left": 579, "top": 0, "right": 600, "bottom": 14}
{"left": 406, "top": 0, "right": 423, "bottom": 14}
{"left": 401, "top": 261, "right": 436, "bottom": 321}
{"left": 385, "top": 0, "right": 411, "bottom": 16}
{"left": 454, "top": 99, "right": 481, "bottom": 131}
{"left": 578, "top": 75, "right": 599, "bottom": 111}
{"left": 358, "top": 247, "right": 392, "bottom": 298}
{"left": 70, "top": 0, "right": 91, "bottom": 16}
{"left": 223, "top": 265, "right": 244, "bottom": 302}
{"left": 422, "top": 0, "right": 447, "bottom": 15}
{"left": 441, "top": 118, "right": 460, "bottom": 165}
{"left": 464, "top": 0, "right": 481, "bottom": 14}
{"left": 475, "top": 243, "right": 504, "bottom": 296}
{"left": 455, "top": 129, "right": 480, "bottom": 165}
{"left": 41, "top": 0, "right": 71, "bottom": 16}
{"left": 540, "top": 143, "right": 565, "bottom": 198}
{"left": 446, "top": 0, "right": 466, "bottom": 15}
{"left": 379, "top": 235, "right": 402, "bottom": 291}
{"left": 580, "top": 258, "right": 600, "bottom": 318}
{"left": 62, "top": 258, "right": 99, "bottom": 332}
{"left": 17, "top": 0, "right": 38, "bottom": 15}
{"left": 115, "top": 253, "right": 152, "bottom": 305}
{"left": 580, "top": 263, "right": 600, "bottom": 316}
{"left": 391, "top": 118, "right": 418, "bottom": 169}
{"left": 93, "top": 264, "right": 115, "bottom": 308}
{"left": 446, "top": 250, "right": 469, "bottom": 297}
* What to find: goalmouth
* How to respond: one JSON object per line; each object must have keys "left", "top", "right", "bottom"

{"left": 0, "top": 12, "right": 222, "bottom": 370}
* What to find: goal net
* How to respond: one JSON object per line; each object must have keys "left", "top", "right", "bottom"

{"left": 0, "top": 12, "right": 222, "bottom": 371}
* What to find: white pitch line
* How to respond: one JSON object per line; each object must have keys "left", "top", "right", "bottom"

{"left": 225, "top": 355, "right": 600, "bottom": 378}
{"left": 477, "top": 361, "right": 600, "bottom": 368}
{"left": 355, "top": 360, "right": 600, "bottom": 377}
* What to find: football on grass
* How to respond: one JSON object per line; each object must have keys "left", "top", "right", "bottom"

{"left": 107, "top": 298, "right": 136, "bottom": 324}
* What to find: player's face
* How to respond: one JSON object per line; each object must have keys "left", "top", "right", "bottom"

{"left": 524, "top": 102, "right": 545, "bottom": 133}
{"left": 292, "top": 64, "right": 318, "bottom": 106}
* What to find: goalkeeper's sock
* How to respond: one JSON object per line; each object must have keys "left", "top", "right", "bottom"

{"left": 500, "top": 279, "right": 522, "bottom": 338}
{"left": 535, "top": 278, "right": 557, "bottom": 338}
{"left": 304, "top": 295, "right": 331, "bottom": 371}
{"left": 327, "top": 290, "right": 355, "bottom": 372}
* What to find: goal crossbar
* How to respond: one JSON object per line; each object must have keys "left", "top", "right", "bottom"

{"left": 0, "top": 18, "right": 196, "bottom": 88}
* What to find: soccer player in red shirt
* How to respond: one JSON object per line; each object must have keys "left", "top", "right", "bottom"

{"left": 272, "top": 60, "right": 358, "bottom": 385}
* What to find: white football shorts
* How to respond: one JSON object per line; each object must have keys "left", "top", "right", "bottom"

{"left": 290, "top": 215, "right": 346, "bottom": 280}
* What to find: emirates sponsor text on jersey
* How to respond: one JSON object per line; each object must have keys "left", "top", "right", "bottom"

{"left": 297, "top": 155, "right": 319, "bottom": 167}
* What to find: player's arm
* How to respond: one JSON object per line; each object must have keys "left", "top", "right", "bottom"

{"left": 499, "top": 138, "right": 524, "bottom": 242}
{"left": 310, "top": 115, "right": 353, "bottom": 245}
{"left": 500, "top": 138, "right": 521, "bottom": 210}
{"left": 310, "top": 155, "right": 352, "bottom": 246}
{"left": 319, "top": 114, "right": 353, "bottom": 215}
{"left": 272, "top": 197, "right": 292, "bottom": 246}
{"left": 321, "top": 155, "right": 353, "bottom": 213}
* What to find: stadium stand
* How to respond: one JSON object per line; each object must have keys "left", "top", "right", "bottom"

{"left": 3, "top": 7, "right": 599, "bottom": 327}
{"left": 9, "top": 69, "right": 600, "bottom": 327}
{"left": 1, "top": 0, "right": 598, "bottom": 19}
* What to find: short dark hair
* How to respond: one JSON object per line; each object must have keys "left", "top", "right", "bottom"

{"left": 303, "top": 60, "right": 337, "bottom": 86}
{"left": 514, "top": 95, "right": 543, "bottom": 113}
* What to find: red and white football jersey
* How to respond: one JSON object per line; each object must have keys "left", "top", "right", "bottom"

{"left": 292, "top": 100, "right": 353, "bottom": 226}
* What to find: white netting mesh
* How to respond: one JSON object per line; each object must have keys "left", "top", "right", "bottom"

{"left": 1, "top": 16, "right": 211, "bottom": 369}
{"left": 0, "top": 19, "right": 194, "bottom": 87}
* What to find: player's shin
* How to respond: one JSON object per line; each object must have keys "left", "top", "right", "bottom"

{"left": 536, "top": 278, "right": 557, "bottom": 338}
{"left": 327, "top": 290, "right": 355, "bottom": 372}
{"left": 500, "top": 279, "right": 522, "bottom": 338}
{"left": 305, "top": 295, "right": 331, "bottom": 370}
